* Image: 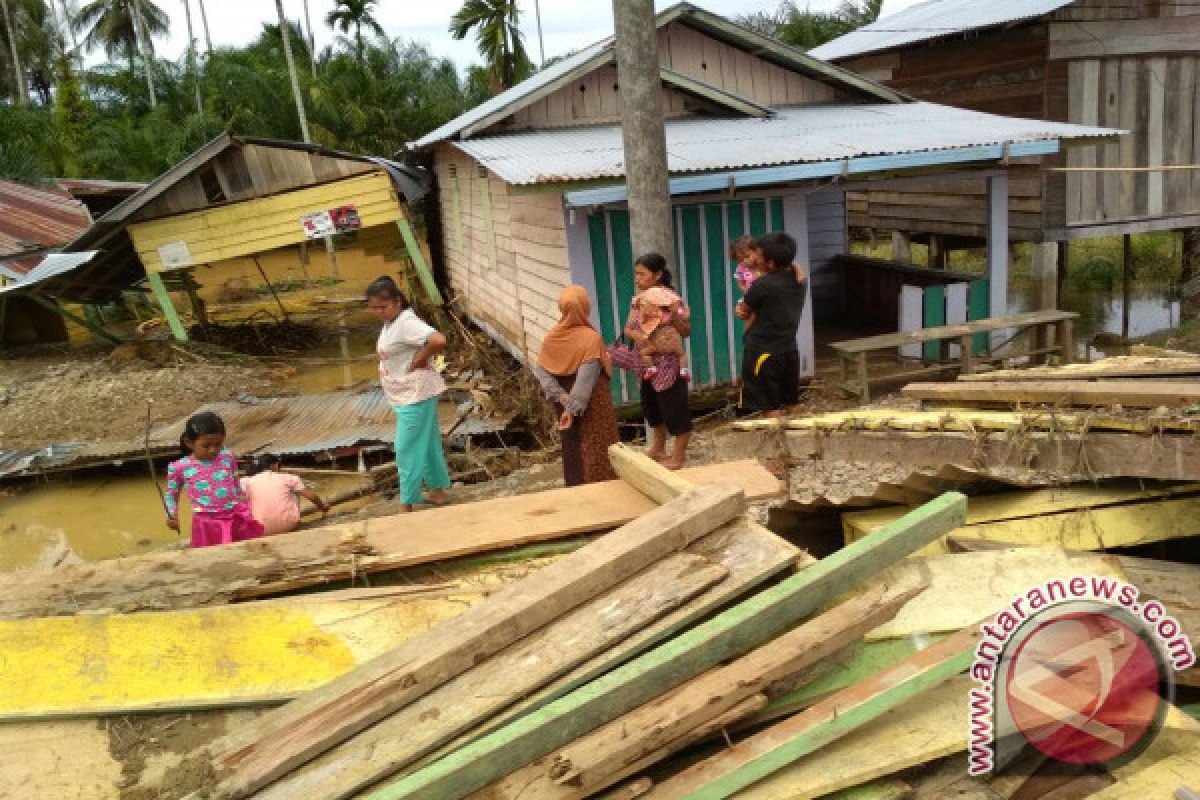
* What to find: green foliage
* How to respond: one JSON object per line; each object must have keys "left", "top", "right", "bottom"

{"left": 737, "top": 0, "right": 883, "bottom": 51}
{"left": 449, "top": 0, "right": 531, "bottom": 93}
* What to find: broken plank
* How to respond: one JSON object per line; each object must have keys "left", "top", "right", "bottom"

{"left": 644, "top": 626, "right": 981, "bottom": 799}
{"left": 903, "top": 380, "right": 1200, "bottom": 408}
{"left": 608, "top": 443, "right": 700, "bottom": 503}
{"left": 785, "top": 429, "right": 1200, "bottom": 482}
{"left": 213, "top": 554, "right": 729, "bottom": 800}
{"left": 737, "top": 408, "right": 1199, "bottom": 435}
{"left": 504, "top": 585, "right": 916, "bottom": 799}
{"left": 844, "top": 489, "right": 1200, "bottom": 556}
{"left": 207, "top": 485, "right": 745, "bottom": 799}
{"left": 0, "top": 718, "right": 123, "bottom": 800}
{"left": 363, "top": 492, "right": 968, "bottom": 800}
{"left": 426, "top": 519, "right": 805, "bottom": 771}
{"left": 0, "top": 460, "right": 777, "bottom": 620}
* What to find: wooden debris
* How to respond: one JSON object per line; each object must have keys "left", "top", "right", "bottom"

{"left": 736, "top": 408, "right": 1198, "bottom": 435}
{"left": 362, "top": 493, "right": 967, "bottom": 800}
{"left": 1088, "top": 744, "right": 1200, "bottom": 799}
{"left": 208, "top": 485, "right": 745, "bottom": 798}
{"left": 643, "top": 626, "right": 981, "bottom": 798}
{"left": 903, "top": 379, "right": 1200, "bottom": 408}
{"left": 958, "top": 355, "right": 1200, "bottom": 382}
{"left": 608, "top": 443, "right": 699, "bottom": 503}
{"left": 0, "top": 460, "right": 778, "bottom": 620}
{"left": 784, "top": 428, "right": 1200, "bottom": 482}
{"left": 239, "top": 553, "right": 729, "bottom": 800}
{"left": 476, "top": 585, "right": 917, "bottom": 800}
{"left": 844, "top": 486, "right": 1200, "bottom": 556}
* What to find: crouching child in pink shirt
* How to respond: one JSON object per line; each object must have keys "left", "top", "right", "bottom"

{"left": 242, "top": 454, "right": 330, "bottom": 536}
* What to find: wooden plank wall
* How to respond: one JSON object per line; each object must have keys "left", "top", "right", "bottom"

{"left": 434, "top": 145, "right": 568, "bottom": 358}
{"left": 138, "top": 145, "right": 375, "bottom": 221}
{"left": 504, "top": 22, "right": 842, "bottom": 132}
{"left": 806, "top": 189, "right": 848, "bottom": 315}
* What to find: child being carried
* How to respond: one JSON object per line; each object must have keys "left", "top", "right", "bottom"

{"left": 636, "top": 286, "right": 691, "bottom": 391}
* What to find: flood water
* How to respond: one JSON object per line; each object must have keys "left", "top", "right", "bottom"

{"left": 1008, "top": 279, "right": 1181, "bottom": 354}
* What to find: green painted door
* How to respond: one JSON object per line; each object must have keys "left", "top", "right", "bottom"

{"left": 589, "top": 197, "right": 787, "bottom": 403}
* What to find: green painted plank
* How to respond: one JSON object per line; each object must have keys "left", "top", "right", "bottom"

{"left": 364, "top": 493, "right": 967, "bottom": 800}
{"left": 26, "top": 294, "right": 122, "bottom": 345}
{"left": 587, "top": 213, "right": 617, "bottom": 342}
{"left": 769, "top": 197, "right": 784, "bottom": 231}
{"left": 146, "top": 272, "right": 189, "bottom": 342}
{"left": 968, "top": 279, "right": 990, "bottom": 354}
{"left": 670, "top": 635, "right": 975, "bottom": 799}
{"left": 396, "top": 220, "right": 445, "bottom": 306}
{"left": 748, "top": 199, "right": 768, "bottom": 237}
{"left": 922, "top": 285, "right": 946, "bottom": 361}
{"left": 678, "top": 206, "right": 710, "bottom": 387}
{"left": 726, "top": 202, "right": 747, "bottom": 372}
{"left": 610, "top": 210, "right": 639, "bottom": 405}
{"left": 705, "top": 204, "right": 732, "bottom": 384}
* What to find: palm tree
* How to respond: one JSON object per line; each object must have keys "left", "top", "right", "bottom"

{"left": 77, "top": 0, "right": 167, "bottom": 103}
{"left": 324, "top": 0, "right": 382, "bottom": 63}
{"left": 180, "top": 0, "right": 201, "bottom": 118}
{"left": 130, "top": 0, "right": 156, "bottom": 106}
{"left": 275, "top": 0, "right": 310, "bottom": 142}
{"left": 0, "top": 0, "right": 25, "bottom": 103}
{"left": 301, "top": 0, "right": 314, "bottom": 74}
{"left": 448, "top": 0, "right": 531, "bottom": 94}
{"left": 195, "top": 0, "right": 209, "bottom": 52}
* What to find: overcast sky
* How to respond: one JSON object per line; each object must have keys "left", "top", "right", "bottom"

{"left": 147, "top": 0, "right": 923, "bottom": 70}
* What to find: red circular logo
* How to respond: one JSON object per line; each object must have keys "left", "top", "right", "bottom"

{"left": 1005, "top": 611, "right": 1163, "bottom": 765}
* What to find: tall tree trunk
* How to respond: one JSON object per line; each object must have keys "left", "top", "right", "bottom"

{"left": 131, "top": 0, "right": 157, "bottom": 108}
{"left": 301, "top": 0, "right": 314, "bottom": 75}
{"left": 612, "top": 0, "right": 674, "bottom": 263}
{"left": 181, "top": 0, "right": 202, "bottom": 119}
{"left": 196, "top": 0, "right": 211, "bottom": 53}
{"left": 0, "top": 0, "right": 25, "bottom": 105}
{"left": 60, "top": 0, "right": 81, "bottom": 63}
{"left": 532, "top": 0, "right": 544, "bottom": 66}
{"left": 275, "top": 0, "right": 310, "bottom": 143}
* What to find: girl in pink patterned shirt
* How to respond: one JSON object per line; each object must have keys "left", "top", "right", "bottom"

{"left": 165, "top": 412, "right": 264, "bottom": 548}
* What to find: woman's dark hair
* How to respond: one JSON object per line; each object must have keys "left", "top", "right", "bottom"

{"left": 248, "top": 453, "right": 281, "bottom": 476}
{"left": 365, "top": 275, "right": 408, "bottom": 307}
{"left": 635, "top": 252, "right": 673, "bottom": 289}
{"left": 758, "top": 232, "right": 798, "bottom": 272}
{"left": 180, "top": 411, "right": 226, "bottom": 456}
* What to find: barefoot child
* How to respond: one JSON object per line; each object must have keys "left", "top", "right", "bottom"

{"left": 242, "top": 454, "right": 331, "bottom": 536}
{"left": 165, "top": 412, "right": 265, "bottom": 547}
{"left": 636, "top": 286, "right": 691, "bottom": 389}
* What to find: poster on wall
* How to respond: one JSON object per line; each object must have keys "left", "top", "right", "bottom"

{"left": 157, "top": 240, "right": 193, "bottom": 269}
{"left": 300, "top": 205, "right": 361, "bottom": 239}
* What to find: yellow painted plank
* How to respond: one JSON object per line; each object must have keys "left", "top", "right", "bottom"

{"left": 866, "top": 548, "right": 1126, "bottom": 641}
{"left": 844, "top": 487, "right": 1200, "bottom": 557}
{"left": 0, "top": 593, "right": 486, "bottom": 719}
{"left": 129, "top": 172, "right": 404, "bottom": 272}
{"left": 1091, "top": 744, "right": 1200, "bottom": 799}
{"left": 734, "top": 409, "right": 1198, "bottom": 435}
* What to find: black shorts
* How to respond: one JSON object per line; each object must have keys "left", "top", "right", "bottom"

{"left": 641, "top": 378, "right": 693, "bottom": 435}
{"left": 740, "top": 349, "right": 800, "bottom": 412}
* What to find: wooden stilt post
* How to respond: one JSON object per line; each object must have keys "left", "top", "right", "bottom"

{"left": 146, "top": 272, "right": 189, "bottom": 342}
{"left": 890, "top": 231, "right": 911, "bottom": 263}
{"left": 1031, "top": 242, "right": 1058, "bottom": 362}
{"left": 26, "top": 292, "right": 123, "bottom": 344}
{"left": 1122, "top": 233, "right": 1133, "bottom": 340}
{"left": 986, "top": 175, "right": 1009, "bottom": 351}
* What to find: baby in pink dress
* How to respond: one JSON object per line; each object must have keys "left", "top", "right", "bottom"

{"left": 165, "top": 412, "right": 264, "bottom": 548}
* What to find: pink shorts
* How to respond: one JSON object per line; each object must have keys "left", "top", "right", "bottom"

{"left": 190, "top": 504, "right": 265, "bottom": 548}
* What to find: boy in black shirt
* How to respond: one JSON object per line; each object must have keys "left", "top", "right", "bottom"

{"left": 736, "top": 232, "right": 808, "bottom": 418}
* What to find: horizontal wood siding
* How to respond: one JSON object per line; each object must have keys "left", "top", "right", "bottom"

{"left": 433, "top": 145, "right": 568, "bottom": 358}
{"left": 1052, "top": 0, "right": 1198, "bottom": 21}
{"left": 806, "top": 189, "right": 848, "bottom": 317}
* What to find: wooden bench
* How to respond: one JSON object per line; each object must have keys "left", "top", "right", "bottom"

{"left": 831, "top": 310, "right": 1078, "bottom": 402}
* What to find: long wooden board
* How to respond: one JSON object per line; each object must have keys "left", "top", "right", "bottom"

{"left": 845, "top": 489, "right": 1200, "bottom": 556}
{"left": 957, "top": 356, "right": 1200, "bottom": 382}
{"left": 903, "top": 380, "right": 1200, "bottom": 408}
{"left": 363, "top": 494, "right": 967, "bottom": 800}
{"left": 785, "top": 429, "right": 1200, "bottom": 482}
{"left": 0, "top": 460, "right": 779, "bottom": 620}
{"left": 208, "top": 485, "right": 745, "bottom": 798}
{"left": 736, "top": 408, "right": 1200, "bottom": 435}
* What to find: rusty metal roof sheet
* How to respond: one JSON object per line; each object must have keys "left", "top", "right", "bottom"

{"left": 810, "top": 0, "right": 1075, "bottom": 61}
{"left": 456, "top": 101, "right": 1119, "bottom": 186}
{"left": 0, "top": 180, "right": 90, "bottom": 264}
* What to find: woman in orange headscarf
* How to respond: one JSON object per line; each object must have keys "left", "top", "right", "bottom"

{"left": 533, "top": 285, "right": 619, "bottom": 485}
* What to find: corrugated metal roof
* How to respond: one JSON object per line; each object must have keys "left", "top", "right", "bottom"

{"left": 455, "top": 101, "right": 1119, "bottom": 185}
{"left": 0, "top": 387, "right": 511, "bottom": 479}
{"left": 0, "top": 180, "right": 90, "bottom": 262}
{"left": 810, "top": 0, "right": 1074, "bottom": 61}
{"left": 0, "top": 252, "right": 99, "bottom": 294}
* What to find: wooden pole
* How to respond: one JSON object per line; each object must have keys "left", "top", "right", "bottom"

{"left": 612, "top": 0, "right": 674, "bottom": 265}
{"left": 1122, "top": 233, "right": 1133, "bottom": 340}
{"left": 146, "top": 272, "right": 189, "bottom": 342}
